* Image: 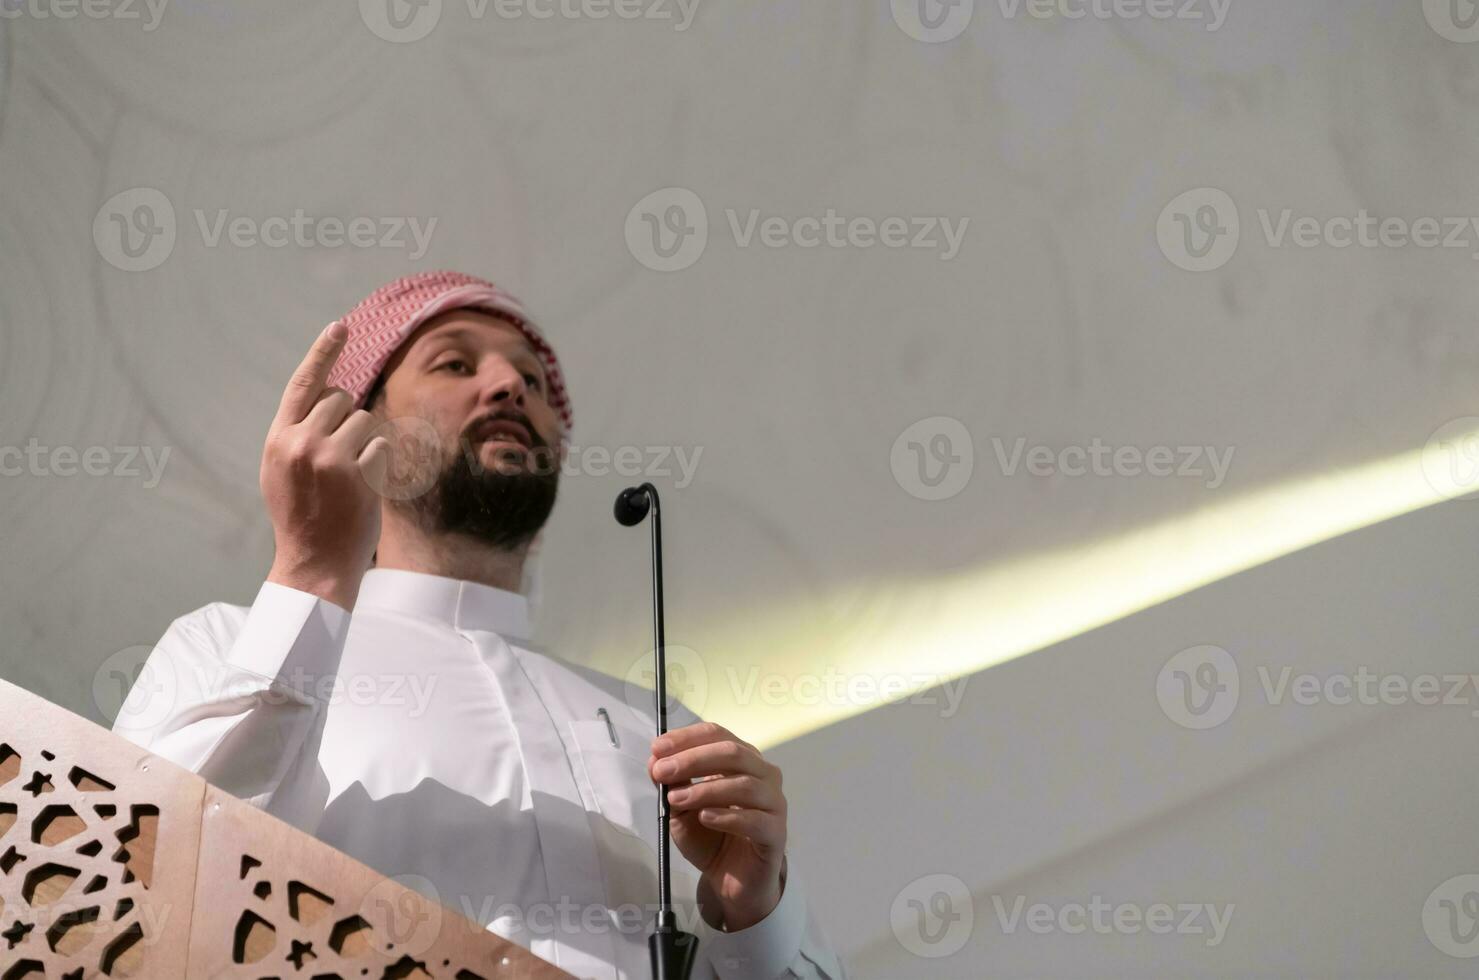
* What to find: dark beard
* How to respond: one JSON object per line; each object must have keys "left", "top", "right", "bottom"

{"left": 400, "top": 441, "right": 559, "bottom": 550}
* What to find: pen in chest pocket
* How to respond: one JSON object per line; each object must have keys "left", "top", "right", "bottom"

{"left": 596, "top": 706, "right": 620, "bottom": 747}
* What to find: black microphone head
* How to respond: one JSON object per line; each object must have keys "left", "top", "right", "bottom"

{"left": 614, "top": 485, "right": 651, "bottom": 526}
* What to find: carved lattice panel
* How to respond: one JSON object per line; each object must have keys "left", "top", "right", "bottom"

{"left": 0, "top": 680, "right": 202, "bottom": 979}
{"left": 189, "top": 786, "right": 569, "bottom": 979}
{"left": 0, "top": 680, "right": 568, "bottom": 980}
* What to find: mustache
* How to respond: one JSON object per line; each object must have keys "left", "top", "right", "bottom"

{"left": 462, "top": 412, "right": 547, "bottom": 449}
{"left": 455, "top": 412, "right": 558, "bottom": 476}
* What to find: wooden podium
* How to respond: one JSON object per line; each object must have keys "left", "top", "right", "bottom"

{"left": 0, "top": 678, "right": 572, "bottom": 979}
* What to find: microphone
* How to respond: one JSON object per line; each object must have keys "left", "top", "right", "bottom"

{"left": 614, "top": 482, "right": 699, "bottom": 980}
{"left": 613, "top": 485, "right": 652, "bottom": 526}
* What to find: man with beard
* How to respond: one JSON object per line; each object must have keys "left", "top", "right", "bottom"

{"left": 113, "top": 271, "right": 844, "bottom": 979}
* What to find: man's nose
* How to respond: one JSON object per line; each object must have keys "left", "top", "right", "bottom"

{"left": 479, "top": 360, "right": 527, "bottom": 409}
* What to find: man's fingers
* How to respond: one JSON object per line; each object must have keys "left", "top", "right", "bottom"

{"left": 275, "top": 321, "right": 347, "bottom": 427}
{"left": 691, "top": 808, "right": 786, "bottom": 850}
{"left": 652, "top": 721, "right": 754, "bottom": 758}
{"left": 302, "top": 387, "right": 354, "bottom": 434}
{"left": 329, "top": 409, "right": 379, "bottom": 452}
{"left": 666, "top": 775, "right": 783, "bottom": 815}
{"left": 650, "top": 740, "right": 773, "bottom": 785}
{"left": 358, "top": 435, "right": 391, "bottom": 489}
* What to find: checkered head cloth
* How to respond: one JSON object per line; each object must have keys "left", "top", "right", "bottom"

{"left": 327, "top": 270, "right": 572, "bottom": 433}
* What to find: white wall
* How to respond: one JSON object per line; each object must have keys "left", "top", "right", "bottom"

{"left": 774, "top": 497, "right": 1479, "bottom": 977}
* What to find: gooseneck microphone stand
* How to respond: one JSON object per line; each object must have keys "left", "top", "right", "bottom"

{"left": 614, "top": 482, "right": 699, "bottom": 980}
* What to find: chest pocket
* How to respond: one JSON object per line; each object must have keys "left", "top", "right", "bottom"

{"left": 570, "top": 717, "right": 661, "bottom": 857}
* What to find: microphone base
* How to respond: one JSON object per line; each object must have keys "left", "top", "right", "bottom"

{"left": 649, "top": 928, "right": 699, "bottom": 980}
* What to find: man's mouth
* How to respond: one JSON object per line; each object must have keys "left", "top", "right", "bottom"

{"left": 469, "top": 417, "right": 534, "bottom": 450}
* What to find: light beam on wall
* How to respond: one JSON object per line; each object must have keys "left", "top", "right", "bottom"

{"left": 606, "top": 426, "right": 1479, "bottom": 749}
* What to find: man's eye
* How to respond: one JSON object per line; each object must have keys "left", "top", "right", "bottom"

{"left": 523, "top": 372, "right": 542, "bottom": 390}
{"left": 438, "top": 359, "right": 471, "bottom": 373}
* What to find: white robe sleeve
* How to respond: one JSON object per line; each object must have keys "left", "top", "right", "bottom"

{"left": 110, "top": 581, "right": 351, "bottom": 827}
{"left": 694, "top": 855, "right": 848, "bottom": 980}
{"left": 664, "top": 703, "right": 849, "bottom": 980}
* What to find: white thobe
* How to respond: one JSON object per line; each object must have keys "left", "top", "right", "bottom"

{"left": 112, "top": 567, "right": 845, "bottom": 979}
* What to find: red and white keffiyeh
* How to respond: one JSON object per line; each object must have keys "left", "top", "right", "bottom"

{"left": 328, "top": 270, "right": 572, "bottom": 433}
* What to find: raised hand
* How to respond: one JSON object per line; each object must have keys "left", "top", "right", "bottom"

{"left": 260, "top": 320, "right": 391, "bottom": 611}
